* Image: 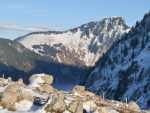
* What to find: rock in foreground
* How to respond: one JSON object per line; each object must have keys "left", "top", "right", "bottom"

{"left": 0, "top": 74, "right": 148, "bottom": 113}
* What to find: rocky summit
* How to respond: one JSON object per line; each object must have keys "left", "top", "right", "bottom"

{"left": 0, "top": 74, "right": 148, "bottom": 113}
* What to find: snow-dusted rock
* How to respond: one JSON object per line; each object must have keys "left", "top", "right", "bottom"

{"left": 0, "top": 78, "right": 8, "bottom": 87}
{"left": 15, "top": 100, "right": 33, "bottom": 112}
{"left": 72, "top": 85, "right": 85, "bottom": 95}
{"left": 67, "top": 100, "right": 83, "bottom": 113}
{"left": 29, "top": 73, "right": 55, "bottom": 94}
{"left": 29, "top": 73, "right": 53, "bottom": 87}
{"left": 0, "top": 82, "right": 33, "bottom": 111}
{"left": 37, "top": 84, "right": 55, "bottom": 94}
{"left": 83, "top": 100, "right": 97, "bottom": 112}
{"left": 44, "top": 92, "right": 66, "bottom": 113}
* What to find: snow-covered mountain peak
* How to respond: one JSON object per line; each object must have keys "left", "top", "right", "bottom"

{"left": 16, "top": 17, "right": 129, "bottom": 66}
{"left": 69, "top": 16, "right": 129, "bottom": 38}
{"left": 100, "top": 16, "right": 127, "bottom": 26}
{"left": 86, "top": 12, "right": 150, "bottom": 109}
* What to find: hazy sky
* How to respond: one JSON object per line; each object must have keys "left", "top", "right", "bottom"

{"left": 0, "top": 0, "right": 149, "bottom": 39}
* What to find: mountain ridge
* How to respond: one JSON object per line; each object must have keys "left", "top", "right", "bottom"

{"left": 15, "top": 16, "right": 129, "bottom": 67}
{"left": 85, "top": 11, "right": 150, "bottom": 109}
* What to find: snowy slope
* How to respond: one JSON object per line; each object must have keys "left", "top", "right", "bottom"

{"left": 16, "top": 17, "right": 129, "bottom": 67}
{"left": 86, "top": 12, "right": 150, "bottom": 109}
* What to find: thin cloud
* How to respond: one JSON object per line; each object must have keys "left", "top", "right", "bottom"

{"left": 0, "top": 23, "right": 50, "bottom": 32}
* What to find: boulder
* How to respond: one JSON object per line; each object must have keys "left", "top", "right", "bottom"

{"left": 72, "top": 85, "right": 85, "bottom": 93}
{"left": 83, "top": 100, "right": 97, "bottom": 112}
{"left": 52, "top": 92, "right": 66, "bottom": 112}
{"left": 41, "top": 74, "right": 53, "bottom": 85}
{"left": 0, "top": 78, "right": 8, "bottom": 86}
{"left": 0, "top": 82, "right": 33, "bottom": 110}
{"left": 1, "top": 92, "right": 18, "bottom": 110}
{"left": 67, "top": 99, "right": 83, "bottom": 113}
{"left": 44, "top": 92, "right": 66, "bottom": 113}
{"left": 37, "top": 84, "right": 55, "bottom": 94}
{"left": 128, "top": 101, "right": 141, "bottom": 112}
{"left": 29, "top": 73, "right": 53, "bottom": 86}
{"left": 2, "top": 83, "right": 24, "bottom": 102}
{"left": 72, "top": 85, "right": 86, "bottom": 97}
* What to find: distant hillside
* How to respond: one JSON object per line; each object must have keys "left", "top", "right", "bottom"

{"left": 0, "top": 38, "right": 89, "bottom": 86}
{"left": 0, "top": 38, "right": 41, "bottom": 81}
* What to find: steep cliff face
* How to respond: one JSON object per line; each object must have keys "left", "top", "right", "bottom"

{"left": 86, "top": 12, "right": 150, "bottom": 109}
{"left": 16, "top": 17, "right": 129, "bottom": 67}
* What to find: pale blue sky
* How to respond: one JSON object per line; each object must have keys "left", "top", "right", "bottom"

{"left": 0, "top": 0, "right": 149, "bottom": 39}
